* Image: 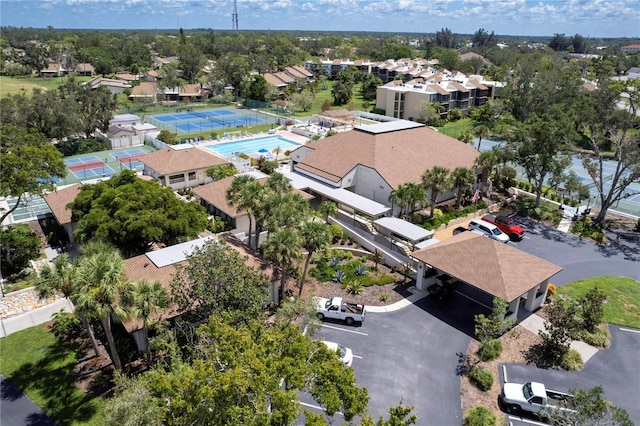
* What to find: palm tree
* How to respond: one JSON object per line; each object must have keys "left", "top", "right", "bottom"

{"left": 265, "top": 172, "right": 291, "bottom": 194}
{"left": 226, "top": 175, "right": 258, "bottom": 248}
{"left": 298, "top": 221, "right": 332, "bottom": 296}
{"left": 266, "top": 192, "right": 309, "bottom": 233}
{"left": 273, "top": 146, "right": 282, "bottom": 161}
{"left": 261, "top": 228, "right": 302, "bottom": 302}
{"left": 404, "top": 182, "right": 428, "bottom": 220}
{"left": 318, "top": 200, "right": 338, "bottom": 223}
{"left": 126, "top": 280, "right": 169, "bottom": 362}
{"left": 75, "top": 243, "right": 127, "bottom": 371}
{"left": 458, "top": 130, "right": 474, "bottom": 145}
{"left": 473, "top": 125, "right": 491, "bottom": 151}
{"left": 388, "top": 185, "right": 408, "bottom": 218}
{"left": 450, "top": 167, "right": 477, "bottom": 208}
{"left": 36, "top": 253, "right": 100, "bottom": 356}
{"left": 372, "top": 249, "right": 383, "bottom": 272}
{"left": 421, "top": 166, "right": 451, "bottom": 218}
{"left": 474, "top": 150, "right": 498, "bottom": 190}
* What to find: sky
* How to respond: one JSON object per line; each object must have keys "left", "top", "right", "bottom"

{"left": 1, "top": 0, "right": 639, "bottom": 39}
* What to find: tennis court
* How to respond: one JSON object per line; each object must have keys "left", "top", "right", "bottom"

{"left": 64, "top": 156, "right": 115, "bottom": 180}
{"left": 147, "top": 106, "right": 276, "bottom": 135}
{"left": 110, "top": 148, "right": 147, "bottom": 170}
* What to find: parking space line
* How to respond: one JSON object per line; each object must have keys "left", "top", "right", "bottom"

{"left": 507, "top": 415, "right": 549, "bottom": 426}
{"left": 299, "top": 401, "right": 344, "bottom": 416}
{"left": 620, "top": 327, "right": 640, "bottom": 334}
{"left": 353, "top": 354, "right": 363, "bottom": 359}
{"left": 321, "top": 324, "right": 368, "bottom": 336}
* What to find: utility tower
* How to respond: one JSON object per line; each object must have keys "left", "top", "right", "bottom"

{"left": 232, "top": 0, "right": 239, "bottom": 31}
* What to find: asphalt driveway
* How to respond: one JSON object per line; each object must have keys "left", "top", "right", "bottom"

{"left": 1, "top": 375, "right": 57, "bottom": 426}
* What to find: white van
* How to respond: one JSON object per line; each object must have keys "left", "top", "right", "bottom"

{"left": 468, "top": 219, "right": 510, "bottom": 243}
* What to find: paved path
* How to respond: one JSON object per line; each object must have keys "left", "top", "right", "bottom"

{"left": 0, "top": 376, "right": 57, "bottom": 426}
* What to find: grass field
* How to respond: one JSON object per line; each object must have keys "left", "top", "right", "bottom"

{"left": 0, "top": 75, "right": 93, "bottom": 97}
{"left": 557, "top": 276, "right": 640, "bottom": 328}
{"left": 437, "top": 118, "right": 474, "bottom": 139}
{"left": 0, "top": 325, "right": 104, "bottom": 425}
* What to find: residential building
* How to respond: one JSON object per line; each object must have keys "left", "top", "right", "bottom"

{"left": 621, "top": 44, "right": 640, "bottom": 54}
{"left": 40, "top": 62, "right": 65, "bottom": 77}
{"left": 84, "top": 75, "right": 132, "bottom": 94}
{"left": 129, "top": 82, "right": 158, "bottom": 103}
{"left": 96, "top": 114, "right": 158, "bottom": 149}
{"left": 305, "top": 58, "right": 374, "bottom": 78}
{"left": 139, "top": 145, "right": 227, "bottom": 190}
{"left": 289, "top": 120, "right": 480, "bottom": 210}
{"left": 42, "top": 183, "right": 83, "bottom": 243}
{"left": 628, "top": 67, "right": 640, "bottom": 79}
{"left": 75, "top": 63, "right": 94, "bottom": 76}
{"left": 376, "top": 73, "right": 497, "bottom": 119}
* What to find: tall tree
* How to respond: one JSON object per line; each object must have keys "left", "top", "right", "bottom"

{"left": 243, "top": 74, "right": 269, "bottom": 102}
{"left": 507, "top": 112, "right": 574, "bottom": 208}
{"left": 318, "top": 200, "right": 338, "bottom": 223}
{"left": 450, "top": 167, "right": 477, "bottom": 208}
{"left": 388, "top": 185, "right": 409, "bottom": 218}
{"left": 261, "top": 227, "right": 302, "bottom": 301}
{"left": 472, "top": 124, "right": 491, "bottom": 151}
{"left": 298, "top": 221, "right": 332, "bottom": 296}
{"left": 434, "top": 28, "right": 455, "bottom": 48}
{"left": 75, "top": 242, "right": 127, "bottom": 371}
{"left": 0, "top": 124, "right": 66, "bottom": 225}
{"left": 574, "top": 79, "right": 640, "bottom": 222}
{"left": 126, "top": 280, "right": 169, "bottom": 361}
{"left": 421, "top": 166, "right": 451, "bottom": 218}
{"left": 211, "top": 52, "right": 252, "bottom": 98}
{"left": 544, "top": 386, "right": 633, "bottom": 426}
{"left": 226, "top": 174, "right": 261, "bottom": 248}
{"left": 178, "top": 43, "right": 203, "bottom": 83}
{"left": 58, "top": 77, "right": 117, "bottom": 138}
{"left": 36, "top": 253, "right": 100, "bottom": 356}
{"left": 360, "top": 74, "right": 383, "bottom": 101}
{"left": 69, "top": 170, "right": 208, "bottom": 256}
{"left": 170, "top": 239, "right": 270, "bottom": 325}
{"left": 403, "top": 182, "right": 429, "bottom": 219}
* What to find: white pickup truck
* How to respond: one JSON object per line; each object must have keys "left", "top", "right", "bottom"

{"left": 315, "top": 297, "right": 366, "bottom": 325}
{"left": 501, "top": 381, "right": 574, "bottom": 414}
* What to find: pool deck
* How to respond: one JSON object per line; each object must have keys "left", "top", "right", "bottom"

{"left": 194, "top": 128, "right": 311, "bottom": 158}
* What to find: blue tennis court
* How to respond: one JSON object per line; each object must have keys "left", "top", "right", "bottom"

{"left": 64, "top": 155, "right": 101, "bottom": 166}
{"left": 174, "top": 116, "right": 264, "bottom": 133}
{"left": 110, "top": 148, "right": 147, "bottom": 170}
{"left": 65, "top": 157, "right": 115, "bottom": 180}
{"left": 153, "top": 109, "right": 236, "bottom": 123}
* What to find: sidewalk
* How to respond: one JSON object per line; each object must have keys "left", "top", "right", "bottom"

{"left": 366, "top": 288, "right": 428, "bottom": 313}
{"left": 518, "top": 314, "right": 599, "bottom": 362}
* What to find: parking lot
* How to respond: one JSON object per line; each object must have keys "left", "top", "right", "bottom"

{"left": 304, "top": 216, "right": 639, "bottom": 425}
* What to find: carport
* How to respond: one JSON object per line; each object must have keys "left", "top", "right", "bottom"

{"left": 410, "top": 232, "right": 563, "bottom": 320}
{"left": 373, "top": 216, "right": 437, "bottom": 251}
{"left": 286, "top": 171, "right": 390, "bottom": 218}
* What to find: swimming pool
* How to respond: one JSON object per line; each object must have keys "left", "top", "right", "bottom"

{"left": 205, "top": 136, "right": 301, "bottom": 156}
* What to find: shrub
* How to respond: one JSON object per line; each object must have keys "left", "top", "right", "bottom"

{"left": 479, "top": 339, "right": 502, "bottom": 361}
{"left": 635, "top": 218, "right": 640, "bottom": 232}
{"left": 330, "top": 256, "right": 341, "bottom": 267}
{"left": 328, "top": 224, "right": 344, "bottom": 242}
{"left": 332, "top": 270, "right": 346, "bottom": 283}
{"left": 464, "top": 406, "right": 496, "bottom": 426}
{"left": 561, "top": 349, "right": 584, "bottom": 371}
{"left": 432, "top": 208, "right": 443, "bottom": 218}
{"left": 344, "top": 279, "right": 363, "bottom": 295}
{"left": 355, "top": 265, "right": 368, "bottom": 276}
{"left": 379, "top": 292, "right": 389, "bottom": 302}
{"left": 579, "top": 326, "right": 611, "bottom": 348}
{"left": 468, "top": 366, "right": 493, "bottom": 391}
{"left": 547, "top": 283, "right": 557, "bottom": 296}
{"left": 50, "top": 309, "right": 83, "bottom": 341}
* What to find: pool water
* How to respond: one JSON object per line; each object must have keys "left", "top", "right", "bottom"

{"left": 205, "top": 136, "right": 300, "bottom": 156}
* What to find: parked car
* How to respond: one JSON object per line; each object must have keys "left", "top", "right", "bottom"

{"left": 315, "top": 297, "right": 366, "bottom": 325}
{"left": 481, "top": 214, "right": 525, "bottom": 240}
{"left": 501, "top": 381, "right": 574, "bottom": 415}
{"left": 322, "top": 341, "right": 353, "bottom": 367}
{"left": 468, "top": 219, "right": 510, "bottom": 243}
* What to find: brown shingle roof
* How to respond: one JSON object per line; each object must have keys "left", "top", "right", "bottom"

{"left": 411, "top": 232, "right": 563, "bottom": 302}
{"left": 43, "top": 184, "right": 82, "bottom": 225}
{"left": 293, "top": 125, "right": 479, "bottom": 189}
{"left": 179, "top": 84, "right": 202, "bottom": 96}
{"left": 263, "top": 73, "right": 288, "bottom": 87}
{"left": 428, "top": 83, "right": 450, "bottom": 95}
{"left": 140, "top": 147, "right": 226, "bottom": 175}
{"left": 192, "top": 176, "right": 242, "bottom": 217}
{"left": 130, "top": 82, "right": 157, "bottom": 97}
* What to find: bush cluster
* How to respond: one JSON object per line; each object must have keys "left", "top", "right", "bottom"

{"left": 309, "top": 250, "right": 394, "bottom": 287}
{"left": 464, "top": 406, "right": 496, "bottom": 426}
{"left": 571, "top": 217, "right": 605, "bottom": 242}
{"left": 421, "top": 201, "right": 488, "bottom": 230}
{"left": 479, "top": 339, "right": 502, "bottom": 361}
{"left": 468, "top": 366, "right": 493, "bottom": 391}
{"left": 561, "top": 348, "right": 584, "bottom": 371}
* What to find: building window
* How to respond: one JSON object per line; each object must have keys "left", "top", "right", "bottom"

{"left": 188, "top": 171, "right": 197, "bottom": 180}
{"left": 169, "top": 174, "right": 185, "bottom": 184}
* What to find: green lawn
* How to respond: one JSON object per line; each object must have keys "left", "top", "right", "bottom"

{"left": 437, "top": 118, "right": 474, "bottom": 139}
{"left": 0, "top": 75, "right": 93, "bottom": 97}
{"left": 557, "top": 276, "right": 640, "bottom": 328}
{"left": 0, "top": 325, "right": 104, "bottom": 425}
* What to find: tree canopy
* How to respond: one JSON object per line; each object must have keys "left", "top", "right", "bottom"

{"left": 0, "top": 124, "right": 66, "bottom": 225}
{"left": 69, "top": 170, "right": 208, "bottom": 255}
